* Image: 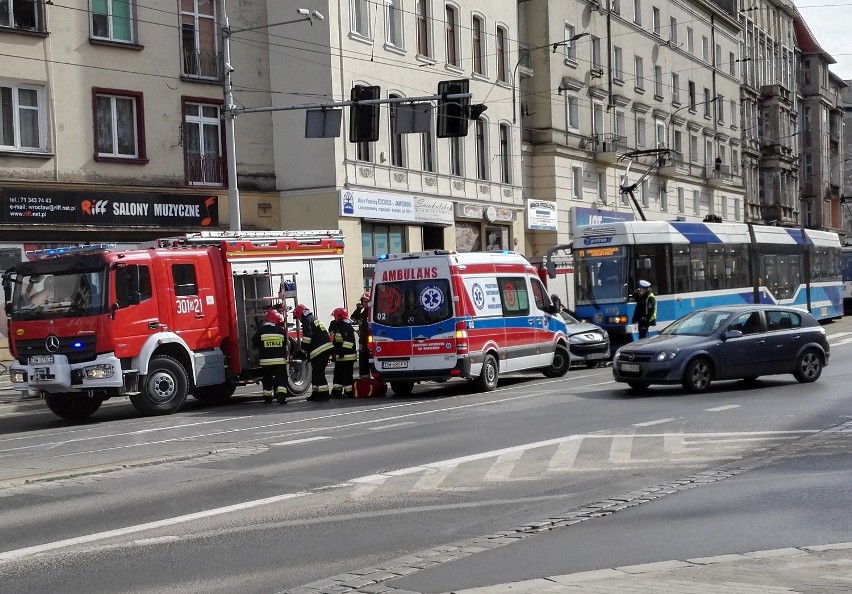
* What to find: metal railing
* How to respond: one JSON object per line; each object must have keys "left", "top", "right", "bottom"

{"left": 185, "top": 154, "right": 226, "bottom": 186}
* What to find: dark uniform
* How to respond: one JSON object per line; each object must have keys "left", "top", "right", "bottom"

{"left": 295, "top": 305, "right": 333, "bottom": 402}
{"left": 252, "top": 311, "right": 289, "bottom": 404}
{"left": 632, "top": 281, "right": 657, "bottom": 339}
{"left": 351, "top": 292, "right": 371, "bottom": 377}
{"left": 329, "top": 309, "right": 357, "bottom": 398}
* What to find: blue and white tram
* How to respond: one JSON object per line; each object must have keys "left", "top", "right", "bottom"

{"left": 572, "top": 221, "right": 842, "bottom": 347}
{"left": 840, "top": 246, "right": 852, "bottom": 313}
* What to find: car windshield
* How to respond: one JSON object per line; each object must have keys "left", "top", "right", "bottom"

{"left": 662, "top": 310, "right": 734, "bottom": 337}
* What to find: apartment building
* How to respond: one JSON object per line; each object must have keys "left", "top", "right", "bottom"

{"left": 841, "top": 81, "right": 852, "bottom": 241}
{"left": 518, "top": 0, "right": 746, "bottom": 259}
{"left": 271, "top": 0, "right": 523, "bottom": 294}
{"left": 795, "top": 14, "right": 846, "bottom": 233}
{"left": 0, "top": 0, "right": 280, "bottom": 249}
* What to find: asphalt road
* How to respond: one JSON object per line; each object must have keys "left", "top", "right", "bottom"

{"left": 0, "top": 319, "right": 851, "bottom": 593}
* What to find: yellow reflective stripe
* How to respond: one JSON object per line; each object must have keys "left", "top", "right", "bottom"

{"left": 310, "top": 342, "right": 334, "bottom": 356}
{"left": 341, "top": 341, "right": 355, "bottom": 349}
{"left": 260, "top": 358, "right": 288, "bottom": 365}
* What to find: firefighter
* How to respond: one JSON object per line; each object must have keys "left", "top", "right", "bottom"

{"left": 293, "top": 304, "right": 333, "bottom": 402}
{"left": 328, "top": 308, "right": 357, "bottom": 398}
{"left": 350, "top": 291, "right": 371, "bottom": 377}
{"left": 252, "top": 309, "right": 289, "bottom": 404}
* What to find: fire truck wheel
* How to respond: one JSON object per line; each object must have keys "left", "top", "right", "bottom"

{"left": 475, "top": 353, "right": 499, "bottom": 392}
{"left": 44, "top": 393, "right": 103, "bottom": 421}
{"left": 193, "top": 384, "right": 237, "bottom": 402}
{"left": 287, "top": 358, "right": 311, "bottom": 396}
{"left": 389, "top": 381, "right": 414, "bottom": 396}
{"left": 131, "top": 355, "right": 188, "bottom": 415}
{"left": 542, "top": 345, "right": 570, "bottom": 378}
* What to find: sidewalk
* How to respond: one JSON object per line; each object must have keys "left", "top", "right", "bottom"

{"left": 451, "top": 543, "right": 852, "bottom": 593}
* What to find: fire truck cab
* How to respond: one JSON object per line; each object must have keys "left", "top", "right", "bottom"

{"left": 3, "top": 231, "right": 346, "bottom": 420}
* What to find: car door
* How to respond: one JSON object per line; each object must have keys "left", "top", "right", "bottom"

{"left": 763, "top": 309, "right": 804, "bottom": 371}
{"left": 716, "top": 311, "right": 772, "bottom": 378}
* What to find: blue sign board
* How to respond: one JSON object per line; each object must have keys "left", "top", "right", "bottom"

{"left": 572, "top": 206, "right": 635, "bottom": 227}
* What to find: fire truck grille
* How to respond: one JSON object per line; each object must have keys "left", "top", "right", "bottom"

{"left": 16, "top": 336, "right": 98, "bottom": 365}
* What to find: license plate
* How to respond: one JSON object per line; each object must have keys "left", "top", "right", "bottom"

{"left": 620, "top": 363, "right": 640, "bottom": 373}
{"left": 381, "top": 360, "right": 409, "bottom": 369}
{"left": 29, "top": 355, "right": 54, "bottom": 365}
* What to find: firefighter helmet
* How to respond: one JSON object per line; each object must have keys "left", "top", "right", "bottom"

{"left": 293, "top": 304, "right": 311, "bottom": 319}
{"left": 361, "top": 291, "right": 371, "bottom": 303}
{"left": 264, "top": 309, "right": 284, "bottom": 324}
{"left": 332, "top": 307, "right": 349, "bottom": 322}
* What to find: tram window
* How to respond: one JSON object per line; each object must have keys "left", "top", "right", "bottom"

{"left": 673, "top": 249, "right": 690, "bottom": 292}
{"left": 725, "top": 245, "right": 749, "bottom": 288}
{"left": 707, "top": 245, "right": 724, "bottom": 290}
{"left": 690, "top": 244, "right": 707, "bottom": 292}
{"left": 634, "top": 245, "right": 670, "bottom": 294}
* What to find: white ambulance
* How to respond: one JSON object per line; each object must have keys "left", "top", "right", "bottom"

{"left": 369, "top": 250, "right": 571, "bottom": 395}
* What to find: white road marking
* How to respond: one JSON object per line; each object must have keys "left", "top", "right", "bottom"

{"left": 413, "top": 464, "right": 459, "bottom": 491}
{"left": 368, "top": 422, "right": 416, "bottom": 431}
{"left": 664, "top": 429, "right": 685, "bottom": 453}
{"left": 633, "top": 418, "right": 677, "bottom": 427}
{"left": 608, "top": 436, "right": 633, "bottom": 463}
{"left": 484, "top": 450, "right": 525, "bottom": 482}
{"left": 547, "top": 438, "right": 583, "bottom": 472}
{"left": 270, "top": 436, "right": 331, "bottom": 446}
{"left": 830, "top": 337, "right": 852, "bottom": 348}
{"left": 705, "top": 405, "right": 741, "bottom": 412}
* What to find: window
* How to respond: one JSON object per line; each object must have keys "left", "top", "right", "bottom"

{"left": 115, "top": 265, "right": 152, "bottom": 307}
{"left": 730, "top": 99, "right": 737, "bottom": 127}
{"left": 671, "top": 73, "right": 680, "bottom": 103}
{"left": 572, "top": 166, "right": 583, "bottom": 200}
{"left": 564, "top": 24, "right": 578, "bottom": 61}
{"left": 373, "top": 278, "right": 451, "bottom": 326}
{"left": 352, "top": 0, "right": 370, "bottom": 37}
{"left": 421, "top": 127, "right": 435, "bottom": 172}
{"left": 731, "top": 148, "right": 738, "bottom": 174}
{"left": 613, "top": 46, "right": 623, "bottom": 80}
{"left": 717, "top": 96, "right": 724, "bottom": 122}
{"left": 475, "top": 118, "right": 488, "bottom": 180}
{"left": 415, "top": 0, "right": 430, "bottom": 56}
{"left": 92, "top": 0, "right": 134, "bottom": 42}
{"left": 183, "top": 101, "right": 223, "bottom": 186}
{"left": 673, "top": 129, "right": 682, "bottom": 153}
{"left": 640, "top": 180, "right": 649, "bottom": 208}
{"left": 389, "top": 94, "right": 406, "bottom": 167}
{"left": 660, "top": 185, "right": 667, "bottom": 211}
{"left": 703, "top": 88, "right": 711, "bottom": 116}
{"left": 677, "top": 187, "right": 685, "bottom": 212}
{"left": 363, "top": 223, "right": 406, "bottom": 257}
{"left": 445, "top": 5, "right": 459, "bottom": 67}
{"left": 634, "top": 56, "right": 644, "bottom": 90}
{"left": 591, "top": 36, "right": 602, "bottom": 72}
{"left": 472, "top": 15, "right": 484, "bottom": 74}
{"left": 499, "top": 123, "right": 511, "bottom": 183}
{"left": 729, "top": 51, "right": 735, "bottom": 75}
{"left": 0, "top": 83, "right": 44, "bottom": 150}
{"left": 94, "top": 89, "right": 144, "bottom": 160}
{"left": 715, "top": 43, "right": 722, "bottom": 66}
{"left": 593, "top": 102, "right": 605, "bottom": 135}
{"left": 615, "top": 109, "right": 626, "bottom": 139}
{"left": 181, "top": 0, "right": 219, "bottom": 79}
{"left": 1, "top": 0, "right": 40, "bottom": 30}
{"left": 357, "top": 138, "right": 373, "bottom": 162}
{"left": 688, "top": 80, "right": 696, "bottom": 109}
{"left": 386, "top": 0, "right": 403, "bottom": 47}
{"left": 669, "top": 17, "right": 677, "bottom": 44}
{"left": 611, "top": 0, "right": 621, "bottom": 14}
{"left": 450, "top": 136, "right": 463, "bottom": 176}
{"left": 652, "top": 7, "right": 660, "bottom": 34}
{"left": 173, "top": 264, "right": 198, "bottom": 297}
{"left": 693, "top": 189, "right": 700, "bottom": 214}
{"left": 496, "top": 27, "right": 508, "bottom": 82}
{"left": 655, "top": 119, "right": 666, "bottom": 147}
{"left": 689, "top": 134, "right": 698, "bottom": 162}
{"left": 635, "top": 116, "right": 646, "bottom": 147}
{"left": 654, "top": 65, "right": 663, "bottom": 97}
{"left": 566, "top": 95, "right": 579, "bottom": 130}
{"left": 702, "top": 36, "right": 709, "bottom": 61}
{"left": 687, "top": 27, "right": 693, "bottom": 53}
{"left": 499, "top": 277, "right": 530, "bottom": 316}
{"left": 633, "top": 0, "right": 641, "bottom": 25}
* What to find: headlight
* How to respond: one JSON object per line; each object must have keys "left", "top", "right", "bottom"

{"left": 11, "top": 369, "right": 26, "bottom": 383}
{"left": 84, "top": 364, "right": 115, "bottom": 379}
{"left": 655, "top": 351, "right": 678, "bottom": 361}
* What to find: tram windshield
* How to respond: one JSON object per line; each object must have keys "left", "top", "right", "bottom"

{"left": 574, "top": 246, "right": 629, "bottom": 306}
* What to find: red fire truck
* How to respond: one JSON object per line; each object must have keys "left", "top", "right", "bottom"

{"left": 2, "top": 230, "right": 346, "bottom": 420}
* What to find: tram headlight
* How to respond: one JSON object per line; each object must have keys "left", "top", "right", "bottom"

{"left": 606, "top": 315, "right": 628, "bottom": 324}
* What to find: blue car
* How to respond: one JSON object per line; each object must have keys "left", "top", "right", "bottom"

{"left": 612, "top": 304, "right": 830, "bottom": 393}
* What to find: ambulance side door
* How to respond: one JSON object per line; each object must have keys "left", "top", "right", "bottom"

{"left": 529, "top": 276, "right": 556, "bottom": 366}
{"left": 498, "top": 276, "right": 537, "bottom": 372}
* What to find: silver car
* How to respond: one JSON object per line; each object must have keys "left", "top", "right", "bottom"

{"left": 561, "top": 312, "right": 611, "bottom": 368}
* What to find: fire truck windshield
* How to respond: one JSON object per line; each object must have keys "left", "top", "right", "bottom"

{"left": 11, "top": 268, "right": 107, "bottom": 320}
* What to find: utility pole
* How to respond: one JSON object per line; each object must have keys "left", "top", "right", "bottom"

{"left": 221, "top": 4, "right": 241, "bottom": 231}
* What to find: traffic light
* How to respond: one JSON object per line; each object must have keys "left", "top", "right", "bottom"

{"left": 349, "top": 85, "right": 380, "bottom": 143}
{"left": 437, "top": 80, "right": 470, "bottom": 138}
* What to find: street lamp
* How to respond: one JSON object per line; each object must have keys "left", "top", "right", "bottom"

{"left": 512, "top": 32, "right": 589, "bottom": 124}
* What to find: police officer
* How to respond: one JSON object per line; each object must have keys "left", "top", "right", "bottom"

{"left": 252, "top": 309, "right": 289, "bottom": 404}
{"left": 632, "top": 280, "right": 657, "bottom": 339}
{"left": 350, "top": 291, "right": 371, "bottom": 377}
{"left": 293, "top": 304, "right": 333, "bottom": 402}
{"left": 329, "top": 308, "right": 357, "bottom": 398}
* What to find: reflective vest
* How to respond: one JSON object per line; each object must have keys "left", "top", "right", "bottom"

{"left": 329, "top": 319, "right": 357, "bottom": 362}
{"left": 301, "top": 314, "right": 334, "bottom": 358}
{"left": 252, "top": 322, "right": 288, "bottom": 366}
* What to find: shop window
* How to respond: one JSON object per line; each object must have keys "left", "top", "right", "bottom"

{"left": 363, "top": 223, "right": 406, "bottom": 257}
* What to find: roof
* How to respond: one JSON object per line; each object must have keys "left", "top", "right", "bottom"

{"left": 793, "top": 12, "right": 836, "bottom": 64}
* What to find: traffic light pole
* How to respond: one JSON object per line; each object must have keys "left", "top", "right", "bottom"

{"left": 227, "top": 93, "right": 472, "bottom": 116}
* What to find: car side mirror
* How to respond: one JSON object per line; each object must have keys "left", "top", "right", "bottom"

{"left": 723, "top": 329, "right": 743, "bottom": 340}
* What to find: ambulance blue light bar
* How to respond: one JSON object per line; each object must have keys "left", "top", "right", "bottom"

{"left": 26, "top": 244, "right": 116, "bottom": 258}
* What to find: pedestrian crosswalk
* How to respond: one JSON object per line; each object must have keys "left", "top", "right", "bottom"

{"left": 345, "top": 430, "right": 813, "bottom": 499}
{"left": 828, "top": 331, "right": 852, "bottom": 347}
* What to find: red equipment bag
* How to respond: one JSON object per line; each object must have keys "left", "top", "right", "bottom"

{"left": 354, "top": 377, "right": 387, "bottom": 398}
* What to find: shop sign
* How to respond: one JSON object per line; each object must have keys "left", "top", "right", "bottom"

{"left": 413, "top": 197, "right": 454, "bottom": 225}
{"left": 526, "top": 200, "right": 558, "bottom": 231}
{"left": 1, "top": 189, "right": 219, "bottom": 227}
{"left": 455, "top": 202, "right": 516, "bottom": 222}
{"left": 340, "top": 189, "right": 416, "bottom": 221}
{"left": 572, "top": 206, "right": 635, "bottom": 227}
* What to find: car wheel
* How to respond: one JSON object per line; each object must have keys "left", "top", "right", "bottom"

{"left": 793, "top": 349, "right": 822, "bottom": 383}
{"left": 390, "top": 381, "right": 414, "bottom": 396}
{"left": 130, "top": 355, "right": 188, "bottom": 416}
{"left": 682, "top": 357, "right": 713, "bottom": 393}
{"left": 44, "top": 393, "right": 103, "bottom": 421}
{"left": 286, "top": 358, "right": 311, "bottom": 396}
{"left": 475, "top": 354, "right": 499, "bottom": 392}
{"left": 542, "top": 345, "right": 570, "bottom": 378}
{"left": 627, "top": 381, "right": 650, "bottom": 392}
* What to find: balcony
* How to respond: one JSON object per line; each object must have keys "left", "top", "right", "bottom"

{"left": 705, "top": 163, "right": 733, "bottom": 187}
{"left": 658, "top": 153, "right": 688, "bottom": 178}
{"left": 182, "top": 49, "right": 223, "bottom": 80}
{"left": 594, "top": 133, "right": 627, "bottom": 164}
{"left": 185, "top": 154, "right": 226, "bottom": 186}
